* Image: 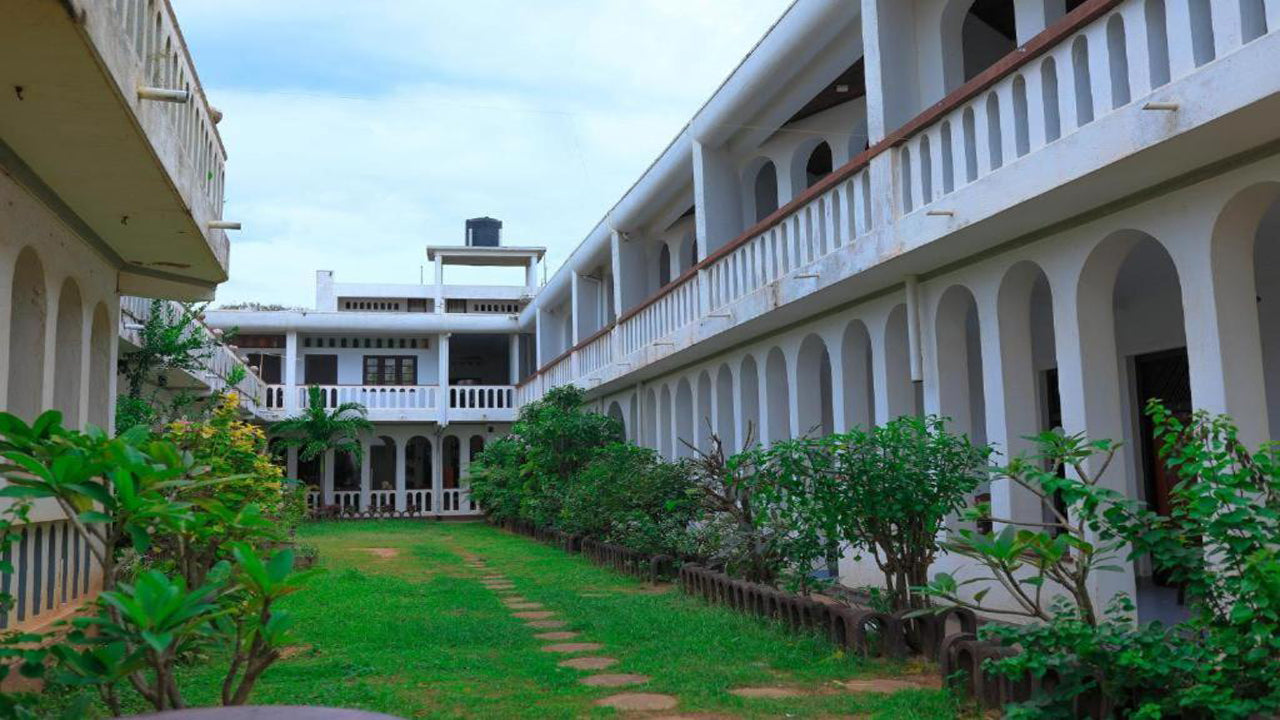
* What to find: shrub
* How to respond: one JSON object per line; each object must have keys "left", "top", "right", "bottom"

{"left": 0, "top": 409, "right": 319, "bottom": 715}
{"left": 825, "top": 416, "right": 991, "bottom": 610}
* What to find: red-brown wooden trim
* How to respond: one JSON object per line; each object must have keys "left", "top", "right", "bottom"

{"left": 531, "top": 0, "right": 1123, "bottom": 381}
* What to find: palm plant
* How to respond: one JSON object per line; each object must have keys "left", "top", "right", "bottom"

{"left": 269, "top": 386, "right": 373, "bottom": 488}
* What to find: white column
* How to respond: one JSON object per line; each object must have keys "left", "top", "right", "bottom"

{"left": 434, "top": 255, "right": 445, "bottom": 313}
{"left": 1014, "top": 0, "right": 1064, "bottom": 44}
{"left": 359, "top": 438, "right": 371, "bottom": 511}
{"left": 431, "top": 434, "right": 444, "bottom": 514}
{"left": 284, "top": 331, "right": 298, "bottom": 414}
{"left": 691, "top": 140, "right": 744, "bottom": 257}
{"left": 321, "top": 448, "right": 335, "bottom": 505}
{"left": 525, "top": 256, "right": 539, "bottom": 292}
{"left": 286, "top": 446, "right": 298, "bottom": 480}
{"left": 570, "top": 273, "right": 583, "bottom": 346}
{"left": 508, "top": 334, "right": 520, "bottom": 385}
{"left": 1051, "top": 257, "right": 1138, "bottom": 607}
{"left": 979, "top": 284, "right": 1043, "bottom": 525}
{"left": 438, "top": 332, "right": 450, "bottom": 426}
{"left": 394, "top": 439, "right": 407, "bottom": 512}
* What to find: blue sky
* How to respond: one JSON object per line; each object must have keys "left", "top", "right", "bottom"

{"left": 172, "top": 0, "right": 793, "bottom": 306}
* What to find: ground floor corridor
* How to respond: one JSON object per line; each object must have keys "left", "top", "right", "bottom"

{"left": 108, "top": 522, "right": 957, "bottom": 719}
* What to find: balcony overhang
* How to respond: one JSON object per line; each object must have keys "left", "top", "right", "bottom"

{"left": 0, "top": 0, "right": 228, "bottom": 299}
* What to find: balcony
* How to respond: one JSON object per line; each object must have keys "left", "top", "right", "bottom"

{"left": 263, "top": 383, "right": 517, "bottom": 424}
{"left": 522, "top": 0, "right": 1280, "bottom": 404}
{"left": 0, "top": 0, "right": 230, "bottom": 300}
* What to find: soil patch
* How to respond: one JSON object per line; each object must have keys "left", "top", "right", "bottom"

{"left": 364, "top": 548, "right": 399, "bottom": 559}
{"left": 595, "top": 693, "right": 679, "bottom": 711}
{"left": 278, "top": 643, "right": 314, "bottom": 660}
{"left": 559, "top": 656, "right": 617, "bottom": 670}
{"left": 541, "top": 642, "right": 603, "bottom": 653}
{"left": 581, "top": 674, "right": 651, "bottom": 687}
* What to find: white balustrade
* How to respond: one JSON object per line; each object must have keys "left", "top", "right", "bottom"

{"left": 619, "top": 274, "right": 701, "bottom": 356}
{"left": 448, "top": 385, "right": 514, "bottom": 410}
{"left": 899, "top": 0, "right": 1274, "bottom": 217}
{"left": 369, "top": 490, "right": 396, "bottom": 512}
{"left": 544, "top": 354, "right": 574, "bottom": 389}
{"left": 332, "top": 491, "right": 360, "bottom": 511}
{"left": 439, "top": 489, "right": 473, "bottom": 515}
{"left": 578, "top": 330, "right": 613, "bottom": 377}
{"left": 305, "top": 491, "right": 320, "bottom": 511}
{"left": 405, "top": 489, "right": 433, "bottom": 516}
{"left": 301, "top": 385, "right": 437, "bottom": 411}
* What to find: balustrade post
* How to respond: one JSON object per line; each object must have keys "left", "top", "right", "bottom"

{"left": 696, "top": 268, "right": 710, "bottom": 318}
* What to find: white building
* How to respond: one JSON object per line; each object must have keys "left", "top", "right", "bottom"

{"left": 500, "top": 0, "right": 1280, "bottom": 622}
{"left": 204, "top": 223, "right": 542, "bottom": 519}
{"left": 0, "top": 0, "right": 241, "bottom": 629}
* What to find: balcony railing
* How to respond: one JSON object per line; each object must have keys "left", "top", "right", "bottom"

{"left": 518, "top": 0, "right": 1278, "bottom": 409}
{"left": 301, "top": 385, "right": 438, "bottom": 412}
{"left": 448, "top": 386, "right": 514, "bottom": 410}
{"left": 100, "top": 0, "right": 227, "bottom": 221}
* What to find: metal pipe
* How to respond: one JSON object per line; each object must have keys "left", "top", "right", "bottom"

{"left": 137, "top": 86, "right": 191, "bottom": 103}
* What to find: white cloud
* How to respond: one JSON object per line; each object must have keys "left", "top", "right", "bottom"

{"left": 173, "top": 0, "right": 793, "bottom": 305}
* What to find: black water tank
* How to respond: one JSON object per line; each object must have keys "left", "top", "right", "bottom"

{"left": 466, "top": 217, "right": 502, "bottom": 247}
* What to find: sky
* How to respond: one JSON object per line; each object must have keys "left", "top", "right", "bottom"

{"left": 171, "top": 0, "right": 794, "bottom": 307}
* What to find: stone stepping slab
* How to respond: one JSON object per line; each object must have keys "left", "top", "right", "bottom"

{"left": 838, "top": 676, "right": 942, "bottom": 693}
{"left": 729, "top": 687, "right": 807, "bottom": 699}
{"left": 526, "top": 620, "right": 568, "bottom": 629}
{"left": 594, "top": 693, "right": 678, "bottom": 711}
{"left": 559, "top": 656, "right": 616, "bottom": 670}
{"left": 506, "top": 602, "right": 543, "bottom": 610}
{"left": 533, "top": 631, "right": 578, "bottom": 641}
{"left": 581, "top": 674, "right": 651, "bottom": 688}
{"left": 512, "top": 611, "right": 556, "bottom": 620}
{"left": 541, "top": 642, "right": 603, "bottom": 654}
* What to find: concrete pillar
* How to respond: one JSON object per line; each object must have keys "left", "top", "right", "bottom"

{"left": 431, "top": 433, "right": 444, "bottom": 514}
{"left": 438, "top": 333, "right": 451, "bottom": 425}
{"left": 610, "top": 231, "right": 626, "bottom": 316}
{"left": 1014, "top": 0, "right": 1065, "bottom": 45}
{"left": 286, "top": 446, "right": 298, "bottom": 480}
{"left": 979, "top": 282, "right": 1044, "bottom": 525}
{"left": 692, "top": 140, "right": 744, "bottom": 257}
{"left": 284, "top": 331, "right": 298, "bottom": 414}
{"left": 861, "top": 0, "right": 922, "bottom": 143}
{"left": 525, "top": 257, "right": 539, "bottom": 292}
{"left": 1050, "top": 255, "right": 1138, "bottom": 608}
{"left": 359, "top": 438, "right": 372, "bottom": 511}
{"left": 394, "top": 438, "right": 407, "bottom": 512}
{"left": 570, "top": 273, "right": 582, "bottom": 347}
{"left": 508, "top": 334, "right": 520, "bottom": 385}
{"left": 434, "top": 256, "right": 445, "bottom": 313}
{"left": 321, "top": 448, "right": 335, "bottom": 506}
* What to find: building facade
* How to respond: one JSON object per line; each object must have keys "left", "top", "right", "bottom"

{"left": 204, "top": 240, "right": 542, "bottom": 519}
{"left": 0, "top": 0, "right": 239, "bottom": 630}
{"left": 506, "top": 0, "right": 1280, "bottom": 622}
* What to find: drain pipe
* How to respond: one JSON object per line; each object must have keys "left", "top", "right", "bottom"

{"left": 904, "top": 275, "right": 924, "bottom": 383}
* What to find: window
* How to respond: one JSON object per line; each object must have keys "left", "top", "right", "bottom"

{"left": 363, "top": 355, "right": 417, "bottom": 386}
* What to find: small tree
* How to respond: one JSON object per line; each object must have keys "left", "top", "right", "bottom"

{"left": 829, "top": 415, "right": 991, "bottom": 611}
{"left": 268, "top": 386, "right": 373, "bottom": 491}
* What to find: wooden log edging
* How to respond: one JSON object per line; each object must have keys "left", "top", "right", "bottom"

{"left": 487, "top": 520, "right": 1054, "bottom": 715}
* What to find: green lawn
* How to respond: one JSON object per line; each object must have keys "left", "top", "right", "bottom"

{"left": 116, "top": 521, "right": 961, "bottom": 718}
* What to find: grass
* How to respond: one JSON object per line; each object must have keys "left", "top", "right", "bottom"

{"left": 108, "top": 521, "right": 962, "bottom": 719}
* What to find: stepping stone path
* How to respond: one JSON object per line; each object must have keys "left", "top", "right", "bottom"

{"left": 559, "top": 656, "right": 617, "bottom": 670}
{"left": 541, "top": 642, "right": 603, "bottom": 653}
{"left": 513, "top": 611, "right": 555, "bottom": 620}
{"left": 533, "top": 631, "right": 579, "bottom": 641}
{"left": 729, "top": 687, "right": 808, "bottom": 699}
{"left": 581, "top": 674, "right": 651, "bottom": 688}
{"left": 595, "top": 694, "right": 679, "bottom": 712}
{"left": 467, "top": 554, "right": 683, "bottom": 713}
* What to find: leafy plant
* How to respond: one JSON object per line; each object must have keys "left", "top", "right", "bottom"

{"left": 826, "top": 416, "right": 991, "bottom": 610}
{"left": 116, "top": 300, "right": 239, "bottom": 431}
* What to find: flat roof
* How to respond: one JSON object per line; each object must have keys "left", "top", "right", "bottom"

{"left": 426, "top": 245, "right": 546, "bottom": 266}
